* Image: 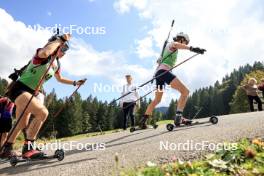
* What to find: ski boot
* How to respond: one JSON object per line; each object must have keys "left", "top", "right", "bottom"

{"left": 22, "top": 141, "right": 45, "bottom": 159}
{"left": 174, "top": 113, "right": 182, "bottom": 127}
{"left": 0, "top": 143, "right": 16, "bottom": 159}
{"left": 181, "top": 117, "right": 193, "bottom": 126}
{"left": 150, "top": 118, "right": 158, "bottom": 129}
{"left": 174, "top": 113, "right": 193, "bottom": 126}
{"left": 139, "top": 115, "right": 149, "bottom": 129}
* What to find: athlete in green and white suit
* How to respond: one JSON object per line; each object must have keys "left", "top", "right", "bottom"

{"left": 140, "top": 32, "right": 206, "bottom": 128}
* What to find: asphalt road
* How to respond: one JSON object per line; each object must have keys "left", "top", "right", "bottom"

{"left": 0, "top": 111, "right": 264, "bottom": 176}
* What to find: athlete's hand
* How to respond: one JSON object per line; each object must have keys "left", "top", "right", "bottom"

{"left": 73, "top": 79, "right": 86, "bottom": 86}
{"left": 61, "top": 33, "right": 71, "bottom": 41}
{"left": 190, "top": 46, "right": 206, "bottom": 54}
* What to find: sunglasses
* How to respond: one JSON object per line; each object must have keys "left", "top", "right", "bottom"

{"left": 60, "top": 42, "right": 69, "bottom": 54}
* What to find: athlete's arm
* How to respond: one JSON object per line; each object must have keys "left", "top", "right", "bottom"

{"left": 172, "top": 42, "right": 206, "bottom": 54}
{"left": 38, "top": 34, "right": 71, "bottom": 58}
{"left": 55, "top": 73, "right": 85, "bottom": 86}
{"left": 38, "top": 40, "right": 62, "bottom": 58}
{"left": 171, "top": 42, "right": 190, "bottom": 50}
{"left": 54, "top": 72, "right": 74, "bottom": 85}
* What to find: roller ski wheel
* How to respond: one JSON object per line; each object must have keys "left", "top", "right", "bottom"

{"left": 184, "top": 121, "right": 192, "bottom": 126}
{"left": 54, "top": 149, "right": 64, "bottom": 161}
{"left": 166, "top": 124, "right": 174, "bottom": 131}
{"left": 192, "top": 121, "right": 199, "bottom": 125}
{"left": 152, "top": 124, "right": 158, "bottom": 129}
{"left": 10, "top": 156, "right": 18, "bottom": 167}
{"left": 130, "top": 127, "right": 136, "bottom": 133}
{"left": 181, "top": 118, "right": 193, "bottom": 126}
{"left": 209, "top": 116, "right": 218, "bottom": 124}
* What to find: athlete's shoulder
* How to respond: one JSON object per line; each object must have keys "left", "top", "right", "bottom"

{"left": 32, "top": 48, "right": 46, "bottom": 65}
{"left": 167, "top": 42, "right": 177, "bottom": 52}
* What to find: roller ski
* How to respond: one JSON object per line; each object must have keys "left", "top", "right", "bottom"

{"left": 166, "top": 116, "right": 218, "bottom": 131}
{"left": 166, "top": 107, "right": 218, "bottom": 131}
{"left": 1, "top": 141, "right": 64, "bottom": 166}
{"left": 0, "top": 143, "right": 20, "bottom": 163}
{"left": 9, "top": 149, "right": 64, "bottom": 166}
{"left": 130, "top": 115, "right": 158, "bottom": 133}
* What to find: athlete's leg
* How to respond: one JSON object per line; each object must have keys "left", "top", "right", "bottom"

{"left": 1, "top": 101, "right": 30, "bottom": 157}
{"left": 8, "top": 92, "right": 48, "bottom": 143}
{"left": 170, "top": 77, "right": 189, "bottom": 125}
{"left": 7, "top": 104, "right": 31, "bottom": 143}
{"left": 0, "top": 133, "right": 8, "bottom": 148}
{"left": 170, "top": 77, "right": 189, "bottom": 111}
{"left": 138, "top": 90, "right": 163, "bottom": 129}
{"left": 23, "top": 92, "right": 45, "bottom": 139}
{"left": 145, "top": 90, "right": 164, "bottom": 116}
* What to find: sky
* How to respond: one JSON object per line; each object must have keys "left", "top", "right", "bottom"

{"left": 0, "top": 0, "right": 263, "bottom": 106}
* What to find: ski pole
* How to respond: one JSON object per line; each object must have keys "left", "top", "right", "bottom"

{"left": 36, "top": 79, "right": 87, "bottom": 139}
{"left": 161, "top": 20, "right": 175, "bottom": 58}
{"left": 152, "top": 20, "right": 175, "bottom": 83}
{"left": 110, "top": 20, "right": 175, "bottom": 105}
{"left": 53, "top": 79, "right": 87, "bottom": 118}
{"left": 0, "top": 55, "right": 59, "bottom": 153}
{"left": 110, "top": 53, "right": 200, "bottom": 105}
{"left": 122, "top": 88, "right": 157, "bottom": 110}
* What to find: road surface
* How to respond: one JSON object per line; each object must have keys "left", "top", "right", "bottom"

{"left": 0, "top": 111, "right": 263, "bottom": 176}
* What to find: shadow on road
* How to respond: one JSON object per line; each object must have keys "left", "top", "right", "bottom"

{"left": 106, "top": 131, "right": 145, "bottom": 144}
{"left": 0, "top": 157, "right": 96, "bottom": 175}
{"left": 106, "top": 123, "right": 213, "bottom": 149}
{"left": 0, "top": 122, "right": 215, "bottom": 175}
{"left": 63, "top": 131, "right": 145, "bottom": 157}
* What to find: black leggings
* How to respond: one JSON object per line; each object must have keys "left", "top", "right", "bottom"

{"left": 247, "top": 95, "right": 263, "bottom": 112}
{"left": 122, "top": 102, "right": 136, "bottom": 129}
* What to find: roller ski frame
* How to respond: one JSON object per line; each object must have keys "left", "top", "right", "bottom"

{"left": 166, "top": 107, "right": 219, "bottom": 131}
{"left": 0, "top": 158, "right": 10, "bottom": 164}
{"left": 166, "top": 116, "right": 218, "bottom": 131}
{"left": 130, "top": 124, "right": 158, "bottom": 133}
{"left": 9, "top": 149, "right": 64, "bottom": 167}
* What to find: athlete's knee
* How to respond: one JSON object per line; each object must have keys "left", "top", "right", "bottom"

{"left": 181, "top": 87, "right": 189, "bottom": 97}
{"left": 38, "top": 107, "right": 49, "bottom": 121}
{"left": 16, "top": 115, "right": 28, "bottom": 129}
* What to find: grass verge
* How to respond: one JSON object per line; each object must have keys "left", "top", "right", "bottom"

{"left": 119, "top": 138, "right": 264, "bottom": 176}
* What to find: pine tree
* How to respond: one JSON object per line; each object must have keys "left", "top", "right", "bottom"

{"left": 166, "top": 99, "right": 176, "bottom": 120}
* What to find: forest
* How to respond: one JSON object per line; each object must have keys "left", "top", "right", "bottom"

{"left": 0, "top": 61, "right": 263, "bottom": 138}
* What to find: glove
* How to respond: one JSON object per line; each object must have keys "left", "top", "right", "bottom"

{"left": 190, "top": 46, "right": 206, "bottom": 54}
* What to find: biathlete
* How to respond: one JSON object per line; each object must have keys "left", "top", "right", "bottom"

{"left": 139, "top": 32, "right": 206, "bottom": 129}
{"left": 0, "top": 33, "right": 85, "bottom": 159}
